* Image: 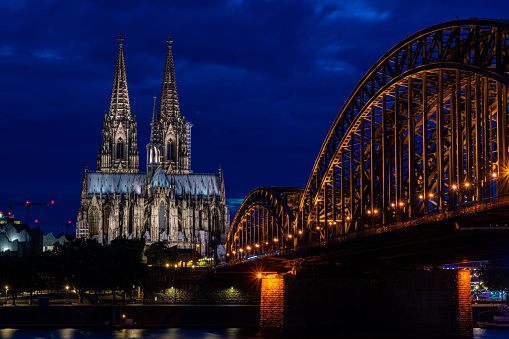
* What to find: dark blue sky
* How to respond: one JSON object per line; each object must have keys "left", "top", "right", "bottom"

{"left": 1, "top": 0, "right": 508, "bottom": 235}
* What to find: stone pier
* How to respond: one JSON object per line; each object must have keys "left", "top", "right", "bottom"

{"left": 259, "top": 269, "right": 472, "bottom": 337}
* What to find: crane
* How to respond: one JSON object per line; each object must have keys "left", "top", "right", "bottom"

{"left": 34, "top": 220, "right": 72, "bottom": 235}
{"left": 0, "top": 200, "right": 54, "bottom": 227}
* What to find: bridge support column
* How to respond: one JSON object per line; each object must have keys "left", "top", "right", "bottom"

{"left": 259, "top": 270, "right": 472, "bottom": 337}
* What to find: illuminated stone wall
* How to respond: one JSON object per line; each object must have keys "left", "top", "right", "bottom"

{"left": 259, "top": 274, "right": 286, "bottom": 335}
{"left": 144, "top": 268, "right": 260, "bottom": 304}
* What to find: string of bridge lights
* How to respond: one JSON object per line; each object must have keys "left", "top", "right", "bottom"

{"left": 229, "top": 171, "right": 501, "bottom": 258}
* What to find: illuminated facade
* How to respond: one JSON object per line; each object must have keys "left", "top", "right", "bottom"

{"left": 76, "top": 35, "right": 229, "bottom": 256}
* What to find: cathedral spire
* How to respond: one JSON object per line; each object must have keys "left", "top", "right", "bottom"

{"left": 159, "top": 34, "right": 180, "bottom": 121}
{"left": 150, "top": 94, "right": 160, "bottom": 143}
{"left": 109, "top": 33, "right": 132, "bottom": 120}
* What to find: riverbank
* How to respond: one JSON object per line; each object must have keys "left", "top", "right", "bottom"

{"left": 0, "top": 304, "right": 260, "bottom": 329}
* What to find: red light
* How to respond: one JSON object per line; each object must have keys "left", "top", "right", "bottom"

{"left": 35, "top": 219, "right": 38, "bottom": 223}
{"left": 8, "top": 212, "right": 11, "bottom": 216}
{"left": 26, "top": 201, "right": 30, "bottom": 205}
{"left": 68, "top": 221, "right": 71, "bottom": 224}
{"left": 51, "top": 200, "right": 54, "bottom": 204}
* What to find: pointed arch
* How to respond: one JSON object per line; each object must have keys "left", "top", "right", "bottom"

{"left": 103, "top": 204, "right": 112, "bottom": 236}
{"left": 88, "top": 206, "right": 100, "bottom": 236}
{"left": 116, "top": 138, "right": 124, "bottom": 159}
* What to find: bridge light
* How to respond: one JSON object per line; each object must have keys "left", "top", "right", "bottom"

{"left": 373, "top": 209, "right": 378, "bottom": 214}
{"left": 239, "top": 248, "right": 244, "bottom": 252}
{"left": 265, "top": 241, "right": 269, "bottom": 245}
{"left": 452, "top": 185, "right": 457, "bottom": 190}
{"left": 429, "top": 193, "right": 433, "bottom": 198}
{"left": 465, "top": 183, "right": 470, "bottom": 187}
{"left": 174, "top": 264, "right": 178, "bottom": 268}
{"left": 288, "top": 234, "right": 292, "bottom": 239}
{"left": 257, "top": 273, "right": 262, "bottom": 278}
{"left": 255, "top": 244, "right": 260, "bottom": 248}
{"left": 391, "top": 203, "right": 395, "bottom": 207}
{"left": 166, "top": 263, "right": 169, "bottom": 268}
{"left": 273, "top": 238, "right": 278, "bottom": 242}
{"left": 493, "top": 173, "right": 497, "bottom": 178}
{"left": 399, "top": 202, "right": 404, "bottom": 207}
{"left": 298, "top": 230, "right": 303, "bottom": 234}
{"left": 247, "top": 246, "right": 251, "bottom": 250}
{"left": 419, "top": 195, "right": 423, "bottom": 199}
{"left": 346, "top": 216, "right": 350, "bottom": 220}
{"left": 226, "top": 253, "right": 230, "bottom": 256}
{"left": 232, "top": 250, "right": 236, "bottom": 254}
{"left": 367, "top": 210, "right": 371, "bottom": 214}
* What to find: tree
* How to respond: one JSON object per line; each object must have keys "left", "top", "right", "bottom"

{"left": 145, "top": 241, "right": 178, "bottom": 267}
{"left": 53, "top": 238, "right": 102, "bottom": 303}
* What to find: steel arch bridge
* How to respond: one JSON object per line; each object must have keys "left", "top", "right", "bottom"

{"left": 227, "top": 19, "right": 509, "bottom": 263}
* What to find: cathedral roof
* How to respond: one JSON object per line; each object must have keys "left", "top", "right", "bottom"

{"left": 88, "top": 173, "right": 145, "bottom": 195}
{"left": 87, "top": 171, "right": 221, "bottom": 196}
{"left": 169, "top": 173, "right": 220, "bottom": 196}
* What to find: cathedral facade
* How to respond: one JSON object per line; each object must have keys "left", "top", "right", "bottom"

{"left": 76, "top": 35, "right": 230, "bottom": 257}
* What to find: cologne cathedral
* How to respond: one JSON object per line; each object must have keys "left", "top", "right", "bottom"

{"left": 76, "top": 35, "right": 230, "bottom": 257}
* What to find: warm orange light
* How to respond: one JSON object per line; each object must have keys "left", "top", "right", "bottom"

{"left": 247, "top": 246, "right": 251, "bottom": 250}
{"left": 257, "top": 273, "right": 262, "bottom": 278}
{"left": 419, "top": 195, "right": 423, "bottom": 199}
{"left": 367, "top": 210, "right": 371, "bottom": 214}
{"left": 232, "top": 250, "right": 236, "bottom": 254}
{"left": 255, "top": 244, "right": 260, "bottom": 248}
{"left": 288, "top": 234, "right": 292, "bottom": 239}
{"left": 465, "top": 183, "right": 470, "bottom": 187}
{"left": 391, "top": 203, "right": 395, "bottom": 207}
{"left": 298, "top": 230, "right": 302, "bottom": 234}
{"left": 452, "top": 185, "right": 457, "bottom": 190}
{"left": 346, "top": 216, "right": 350, "bottom": 220}
{"left": 373, "top": 209, "right": 378, "bottom": 214}
{"left": 399, "top": 202, "right": 404, "bottom": 206}
{"left": 226, "top": 253, "right": 230, "bottom": 256}
{"left": 265, "top": 241, "right": 269, "bottom": 245}
{"left": 273, "top": 238, "right": 278, "bottom": 242}
{"left": 239, "top": 248, "right": 244, "bottom": 252}
{"left": 429, "top": 193, "right": 433, "bottom": 198}
{"left": 493, "top": 173, "right": 497, "bottom": 178}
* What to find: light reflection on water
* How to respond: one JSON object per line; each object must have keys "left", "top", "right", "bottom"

{"left": 0, "top": 328, "right": 251, "bottom": 339}
{"left": 1, "top": 328, "right": 508, "bottom": 339}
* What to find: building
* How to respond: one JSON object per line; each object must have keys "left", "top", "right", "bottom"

{"left": 76, "top": 35, "right": 229, "bottom": 257}
{"left": 0, "top": 214, "right": 43, "bottom": 256}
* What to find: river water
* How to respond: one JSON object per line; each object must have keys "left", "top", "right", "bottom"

{"left": 0, "top": 328, "right": 505, "bottom": 338}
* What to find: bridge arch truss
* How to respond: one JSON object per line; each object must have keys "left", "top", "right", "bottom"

{"left": 226, "top": 187, "right": 301, "bottom": 261}
{"left": 300, "top": 19, "right": 509, "bottom": 239}
{"left": 226, "top": 20, "right": 509, "bottom": 261}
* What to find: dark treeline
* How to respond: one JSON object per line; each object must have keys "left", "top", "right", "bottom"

{"left": 0, "top": 237, "right": 147, "bottom": 304}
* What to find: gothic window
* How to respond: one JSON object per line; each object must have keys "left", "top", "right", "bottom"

{"left": 159, "top": 202, "right": 165, "bottom": 230}
{"left": 103, "top": 205, "right": 111, "bottom": 236}
{"left": 89, "top": 206, "right": 99, "bottom": 236}
{"left": 119, "top": 204, "right": 124, "bottom": 234}
{"left": 167, "top": 141, "right": 172, "bottom": 162}
{"left": 117, "top": 139, "right": 124, "bottom": 159}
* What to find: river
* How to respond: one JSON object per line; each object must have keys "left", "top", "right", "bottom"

{"left": 0, "top": 328, "right": 506, "bottom": 338}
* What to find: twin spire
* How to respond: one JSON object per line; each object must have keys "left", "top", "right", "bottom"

{"left": 108, "top": 33, "right": 181, "bottom": 124}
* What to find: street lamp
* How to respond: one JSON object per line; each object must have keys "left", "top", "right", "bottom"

{"left": 4, "top": 286, "right": 7, "bottom": 300}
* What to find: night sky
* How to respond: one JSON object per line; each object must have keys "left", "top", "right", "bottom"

{"left": 1, "top": 0, "right": 508, "bottom": 236}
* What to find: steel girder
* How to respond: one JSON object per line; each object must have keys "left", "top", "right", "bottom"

{"left": 226, "top": 187, "right": 298, "bottom": 261}
{"left": 299, "top": 19, "right": 509, "bottom": 238}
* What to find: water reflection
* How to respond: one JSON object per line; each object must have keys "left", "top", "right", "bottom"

{"left": 1, "top": 328, "right": 507, "bottom": 338}
{"left": 0, "top": 328, "right": 256, "bottom": 339}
